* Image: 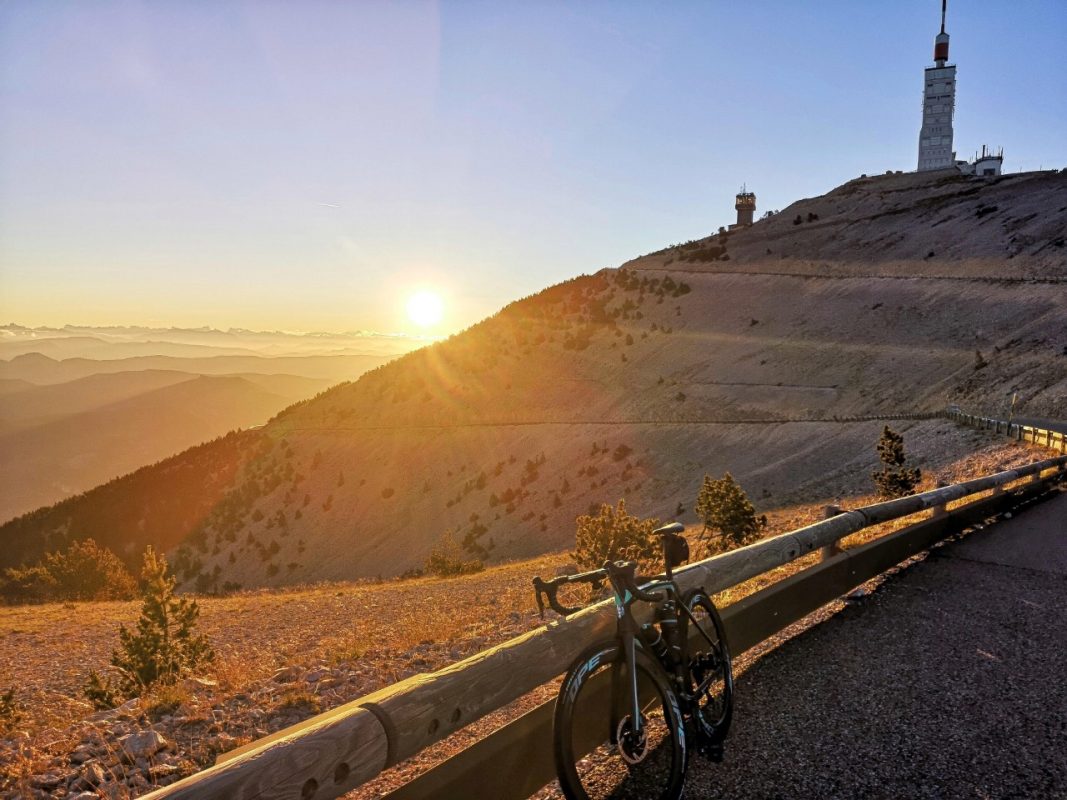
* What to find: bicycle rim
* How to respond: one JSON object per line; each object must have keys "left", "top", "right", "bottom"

{"left": 683, "top": 591, "right": 733, "bottom": 742}
{"left": 554, "top": 642, "right": 686, "bottom": 800}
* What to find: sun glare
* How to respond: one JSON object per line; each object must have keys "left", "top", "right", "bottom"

{"left": 406, "top": 290, "right": 444, "bottom": 328}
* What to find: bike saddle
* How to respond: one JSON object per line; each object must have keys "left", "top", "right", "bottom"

{"left": 653, "top": 522, "right": 685, "bottom": 537}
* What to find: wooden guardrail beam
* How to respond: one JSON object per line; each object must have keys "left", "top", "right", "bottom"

{"left": 137, "top": 706, "right": 388, "bottom": 800}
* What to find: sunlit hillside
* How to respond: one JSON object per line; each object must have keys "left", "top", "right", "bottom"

{"left": 2, "top": 169, "right": 1064, "bottom": 588}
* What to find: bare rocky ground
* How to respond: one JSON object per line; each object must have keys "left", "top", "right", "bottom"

{"left": 0, "top": 555, "right": 558, "bottom": 798}
{"left": 0, "top": 434, "right": 1050, "bottom": 798}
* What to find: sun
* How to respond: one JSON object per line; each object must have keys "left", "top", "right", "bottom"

{"left": 406, "top": 290, "right": 444, "bottom": 328}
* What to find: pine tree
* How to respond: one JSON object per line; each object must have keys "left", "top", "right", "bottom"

{"left": 1, "top": 538, "right": 136, "bottom": 603}
{"left": 872, "top": 426, "right": 921, "bottom": 499}
{"left": 86, "top": 547, "right": 213, "bottom": 706}
{"left": 573, "top": 500, "right": 660, "bottom": 572}
{"left": 694, "top": 473, "right": 767, "bottom": 549}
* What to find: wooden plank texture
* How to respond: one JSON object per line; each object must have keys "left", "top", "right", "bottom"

{"left": 140, "top": 706, "right": 388, "bottom": 800}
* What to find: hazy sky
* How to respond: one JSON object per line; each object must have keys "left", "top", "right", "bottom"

{"left": 2, "top": 1, "right": 1065, "bottom": 335}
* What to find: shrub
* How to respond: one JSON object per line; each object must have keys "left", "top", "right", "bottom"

{"left": 425, "top": 531, "right": 484, "bottom": 577}
{"left": 872, "top": 426, "right": 921, "bottom": 499}
{"left": 695, "top": 473, "right": 767, "bottom": 548}
{"left": 573, "top": 500, "right": 660, "bottom": 572}
{"left": 1, "top": 539, "right": 136, "bottom": 603}
{"left": 83, "top": 547, "right": 213, "bottom": 707}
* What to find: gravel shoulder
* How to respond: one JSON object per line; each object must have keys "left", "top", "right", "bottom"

{"left": 685, "top": 488, "right": 1067, "bottom": 799}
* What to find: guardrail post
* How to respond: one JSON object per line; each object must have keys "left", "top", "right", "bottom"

{"left": 932, "top": 481, "right": 949, "bottom": 517}
{"left": 819, "top": 505, "right": 845, "bottom": 561}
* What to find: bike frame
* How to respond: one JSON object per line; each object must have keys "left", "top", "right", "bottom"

{"left": 606, "top": 571, "right": 721, "bottom": 738}
{"left": 534, "top": 526, "right": 724, "bottom": 754}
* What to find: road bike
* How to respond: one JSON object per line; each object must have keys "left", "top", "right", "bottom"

{"left": 533, "top": 522, "right": 733, "bottom": 800}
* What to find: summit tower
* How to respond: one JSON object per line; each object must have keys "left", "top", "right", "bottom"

{"left": 734, "top": 185, "right": 756, "bottom": 227}
{"left": 917, "top": 1, "right": 956, "bottom": 171}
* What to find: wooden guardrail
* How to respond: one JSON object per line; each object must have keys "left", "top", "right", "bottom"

{"left": 143, "top": 413, "right": 1067, "bottom": 800}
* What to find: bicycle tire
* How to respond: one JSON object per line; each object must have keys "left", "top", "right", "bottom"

{"left": 680, "top": 588, "right": 733, "bottom": 746}
{"left": 553, "top": 640, "right": 687, "bottom": 800}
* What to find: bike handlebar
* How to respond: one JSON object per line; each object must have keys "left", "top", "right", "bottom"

{"left": 533, "top": 560, "right": 667, "bottom": 618}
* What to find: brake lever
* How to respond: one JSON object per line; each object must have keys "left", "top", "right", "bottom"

{"left": 533, "top": 576, "right": 583, "bottom": 618}
{"left": 534, "top": 577, "right": 547, "bottom": 618}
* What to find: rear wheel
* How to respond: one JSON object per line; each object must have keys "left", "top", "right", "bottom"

{"left": 554, "top": 641, "right": 687, "bottom": 800}
{"left": 680, "top": 590, "right": 733, "bottom": 747}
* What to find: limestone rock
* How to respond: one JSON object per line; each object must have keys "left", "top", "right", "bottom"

{"left": 119, "top": 729, "right": 169, "bottom": 761}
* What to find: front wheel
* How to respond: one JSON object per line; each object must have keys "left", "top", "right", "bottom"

{"left": 680, "top": 589, "right": 733, "bottom": 747}
{"left": 553, "top": 641, "right": 687, "bottom": 800}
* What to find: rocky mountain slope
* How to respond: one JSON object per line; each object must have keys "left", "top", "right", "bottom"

{"left": 2, "top": 169, "right": 1064, "bottom": 585}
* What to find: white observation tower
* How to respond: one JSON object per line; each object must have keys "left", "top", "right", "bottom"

{"left": 917, "top": 0, "right": 956, "bottom": 171}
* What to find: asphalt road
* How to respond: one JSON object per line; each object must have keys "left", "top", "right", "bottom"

{"left": 683, "top": 488, "right": 1067, "bottom": 799}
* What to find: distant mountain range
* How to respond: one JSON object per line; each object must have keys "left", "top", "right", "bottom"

{"left": 0, "top": 324, "right": 428, "bottom": 361}
{"left": 0, "top": 327, "right": 422, "bottom": 520}
{"left": 0, "top": 352, "right": 396, "bottom": 385}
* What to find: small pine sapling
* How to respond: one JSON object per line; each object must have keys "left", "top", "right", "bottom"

{"left": 84, "top": 547, "right": 213, "bottom": 707}
{"left": 695, "top": 472, "right": 767, "bottom": 549}
{"left": 872, "top": 426, "right": 921, "bottom": 499}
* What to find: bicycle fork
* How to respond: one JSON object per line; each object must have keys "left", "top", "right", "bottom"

{"left": 609, "top": 630, "right": 643, "bottom": 745}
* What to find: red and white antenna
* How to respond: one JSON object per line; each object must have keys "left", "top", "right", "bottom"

{"left": 934, "top": 0, "right": 950, "bottom": 65}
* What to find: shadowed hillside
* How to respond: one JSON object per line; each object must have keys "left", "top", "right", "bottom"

{"left": 2, "top": 170, "right": 1064, "bottom": 586}
{"left": 0, "top": 375, "right": 326, "bottom": 520}
{"left": 0, "top": 430, "right": 266, "bottom": 572}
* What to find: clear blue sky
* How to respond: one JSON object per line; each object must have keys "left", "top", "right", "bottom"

{"left": 1, "top": 1, "right": 1064, "bottom": 334}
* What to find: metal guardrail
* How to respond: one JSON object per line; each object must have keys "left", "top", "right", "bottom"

{"left": 142, "top": 411, "right": 1067, "bottom": 800}
{"left": 948, "top": 408, "right": 1067, "bottom": 453}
